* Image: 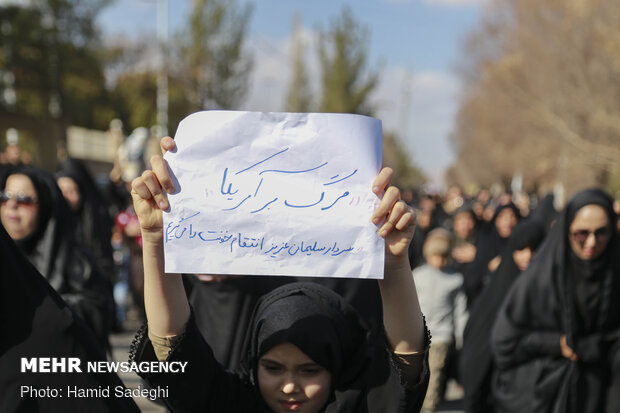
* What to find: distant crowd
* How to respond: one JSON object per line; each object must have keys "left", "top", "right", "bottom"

{"left": 404, "top": 184, "right": 620, "bottom": 413}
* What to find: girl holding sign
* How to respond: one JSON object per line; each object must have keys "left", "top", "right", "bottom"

{"left": 129, "top": 136, "right": 430, "bottom": 413}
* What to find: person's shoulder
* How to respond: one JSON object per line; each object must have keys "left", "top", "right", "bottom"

{"left": 436, "top": 268, "right": 465, "bottom": 287}
{"left": 442, "top": 267, "right": 464, "bottom": 278}
{"left": 412, "top": 263, "right": 433, "bottom": 277}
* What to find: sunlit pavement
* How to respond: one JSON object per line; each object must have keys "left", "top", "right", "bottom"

{"left": 110, "top": 317, "right": 166, "bottom": 413}
{"left": 437, "top": 379, "right": 465, "bottom": 412}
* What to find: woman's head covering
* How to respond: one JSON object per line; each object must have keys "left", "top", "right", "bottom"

{"left": 241, "top": 282, "right": 369, "bottom": 390}
{"left": 529, "top": 193, "right": 558, "bottom": 235}
{"left": 56, "top": 158, "right": 100, "bottom": 212}
{"left": 468, "top": 218, "right": 547, "bottom": 321}
{"left": 460, "top": 218, "right": 546, "bottom": 409}
{"left": 2, "top": 165, "right": 113, "bottom": 351}
{"left": 564, "top": 188, "right": 616, "bottom": 245}
{"left": 1, "top": 165, "right": 76, "bottom": 289}
{"left": 1, "top": 165, "right": 74, "bottom": 250}
{"left": 491, "top": 189, "right": 620, "bottom": 412}
{"left": 496, "top": 189, "right": 620, "bottom": 356}
{"left": 537, "top": 188, "right": 618, "bottom": 273}
{"left": 56, "top": 158, "right": 114, "bottom": 271}
{"left": 464, "top": 202, "right": 522, "bottom": 305}
{"left": 505, "top": 218, "right": 547, "bottom": 256}
{"left": 493, "top": 188, "right": 619, "bottom": 351}
{"left": 491, "top": 202, "right": 522, "bottom": 227}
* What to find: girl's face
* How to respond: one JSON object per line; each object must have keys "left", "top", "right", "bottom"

{"left": 568, "top": 204, "right": 611, "bottom": 260}
{"left": 57, "top": 176, "right": 81, "bottom": 212}
{"left": 258, "top": 342, "right": 331, "bottom": 413}
{"left": 1, "top": 174, "right": 39, "bottom": 240}
{"left": 495, "top": 208, "right": 518, "bottom": 238}
{"left": 512, "top": 246, "right": 533, "bottom": 271}
{"left": 453, "top": 211, "right": 475, "bottom": 239}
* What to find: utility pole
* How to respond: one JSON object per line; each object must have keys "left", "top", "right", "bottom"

{"left": 397, "top": 68, "right": 413, "bottom": 139}
{"left": 156, "top": 0, "right": 168, "bottom": 137}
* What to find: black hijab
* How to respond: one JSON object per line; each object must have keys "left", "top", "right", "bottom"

{"left": 0, "top": 223, "right": 140, "bottom": 412}
{"left": 465, "top": 202, "right": 521, "bottom": 305}
{"left": 491, "top": 188, "right": 620, "bottom": 413}
{"left": 241, "top": 282, "right": 370, "bottom": 388}
{"left": 1, "top": 165, "right": 76, "bottom": 289}
{"left": 56, "top": 158, "right": 115, "bottom": 279}
{"left": 565, "top": 190, "right": 617, "bottom": 334}
{"left": 1, "top": 165, "right": 113, "bottom": 351}
{"left": 239, "top": 282, "right": 421, "bottom": 413}
{"left": 529, "top": 193, "right": 558, "bottom": 235}
{"left": 460, "top": 218, "right": 546, "bottom": 413}
{"left": 302, "top": 277, "right": 384, "bottom": 337}
{"left": 183, "top": 274, "right": 294, "bottom": 371}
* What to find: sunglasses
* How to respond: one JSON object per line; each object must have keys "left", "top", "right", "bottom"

{"left": 570, "top": 227, "right": 610, "bottom": 244}
{"left": 0, "top": 190, "right": 38, "bottom": 206}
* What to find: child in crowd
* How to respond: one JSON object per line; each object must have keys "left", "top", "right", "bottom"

{"left": 413, "top": 228, "right": 468, "bottom": 413}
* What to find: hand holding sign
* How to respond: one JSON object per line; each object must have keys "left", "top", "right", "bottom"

{"left": 130, "top": 137, "right": 175, "bottom": 244}
{"left": 132, "top": 111, "right": 413, "bottom": 279}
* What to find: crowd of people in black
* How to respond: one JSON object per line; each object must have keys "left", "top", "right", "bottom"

{"left": 406, "top": 184, "right": 620, "bottom": 413}
{"left": 1, "top": 131, "right": 619, "bottom": 413}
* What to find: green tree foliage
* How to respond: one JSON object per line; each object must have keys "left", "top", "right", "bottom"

{"left": 174, "top": 0, "right": 253, "bottom": 111}
{"left": 317, "top": 6, "right": 378, "bottom": 115}
{"left": 285, "top": 13, "right": 312, "bottom": 113}
{"left": 110, "top": 71, "right": 157, "bottom": 131}
{"left": 0, "top": 0, "right": 114, "bottom": 129}
{"left": 383, "top": 132, "right": 426, "bottom": 190}
{"left": 107, "top": 0, "right": 252, "bottom": 134}
{"left": 111, "top": 69, "right": 193, "bottom": 136}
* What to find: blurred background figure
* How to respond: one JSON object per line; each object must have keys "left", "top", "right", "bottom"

{"left": 471, "top": 189, "right": 493, "bottom": 223}
{"left": 464, "top": 203, "right": 521, "bottom": 308}
{"left": 449, "top": 205, "right": 479, "bottom": 276}
{"left": 491, "top": 188, "right": 620, "bottom": 413}
{"left": 442, "top": 185, "right": 465, "bottom": 222}
{"left": 106, "top": 126, "right": 155, "bottom": 324}
{"left": 56, "top": 158, "right": 115, "bottom": 282}
{"left": 0, "top": 165, "right": 113, "bottom": 352}
{"left": 1, "top": 129, "right": 29, "bottom": 178}
{"left": 56, "top": 157, "right": 118, "bottom": 330}
{"left": 460, "top": 219, "right": 546, "bottom": 413}
{"left": 3, "top": 129, "right": 22, "bottom": 166}
{"left": 413, "top": 228, "right": 468, "bottom": 413}
{"left": 116, "top": 127, "right": 150, "bottom": 185}
{"left": 528, "top": 193, "right": 559, "bottom": 236}
{"left": 409, "top": 192, "right": 441, "bottom": 269}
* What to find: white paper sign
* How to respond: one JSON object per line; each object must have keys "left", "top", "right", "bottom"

{"left": 163, "top": 111, "right": 384, "bottom": 278}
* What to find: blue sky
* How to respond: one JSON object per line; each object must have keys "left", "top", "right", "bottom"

{"left": 97, "top": 0, "right": 485, "bottom": 186}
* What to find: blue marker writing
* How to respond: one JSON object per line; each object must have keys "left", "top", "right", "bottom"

{"left": 220, "top": 168, "right": 239, "bottom": 195}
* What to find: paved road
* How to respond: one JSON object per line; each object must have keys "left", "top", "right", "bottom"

{"left": 110, "top": 322, "right": 166, "bottom": 413}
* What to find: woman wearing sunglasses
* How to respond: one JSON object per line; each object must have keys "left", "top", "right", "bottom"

{"left": 1, "top": 165, "right": 113, "bottom": 352}
{"left": 491, "top": 188, "right": 620, "bottom": 413}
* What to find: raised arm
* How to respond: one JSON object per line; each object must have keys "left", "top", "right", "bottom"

{"left": 371, "top": 168, "right": 425, "bottom": 353}
{"left": 130, "top": 137, "right": 190, "bottom": 337}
